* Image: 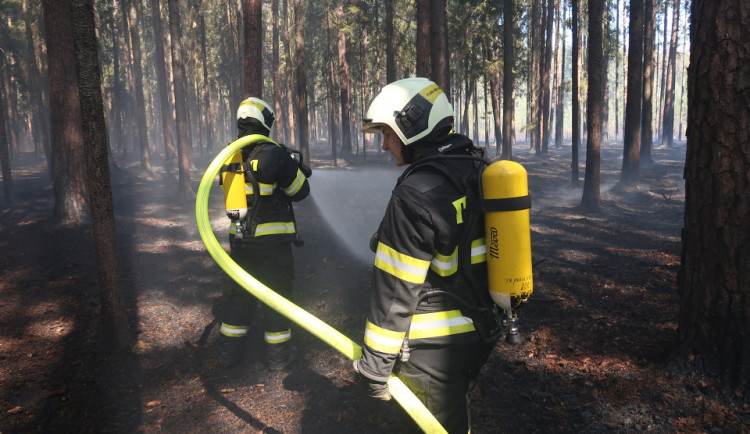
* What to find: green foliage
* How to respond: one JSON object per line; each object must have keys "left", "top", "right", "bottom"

{"left": 0, "top": 0, "right": 690, "bottom": 154}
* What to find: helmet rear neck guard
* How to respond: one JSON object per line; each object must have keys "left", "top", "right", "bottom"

{"left": 362, "top": 78, "right": 454, "bottom": 146}
{"left": 237, "top": 97, "right": 275, "bottom": 131}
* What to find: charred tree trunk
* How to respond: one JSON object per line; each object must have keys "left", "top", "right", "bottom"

{"left": 571, "top": 0, "right": 582, "bottom": 185}
{"left": 272, "top": 0, "right": 283, "bottom": 141}
{"left": 43, "top": 0, "right": 89, "bottom": 225}
{"left": 486, "top": 41, "right": 503, "bottom": 157}
{"left": 430, "top": 0, "right": 450, "bottom": 97}
{"left": 660, "top": 0, "right": 680, "bottom": 148}
{"left": 243, "top": 0, "right": 263, "bottom": 98}
{"left": 384, "top": 0, "right": 395, "bottom": 83}
{"left": 283, "top": 0, "right": 297, "bottom": 148}
{"left": 71, "top": 0, "right": 134, "bottom": 351}
{"left": 640, "top": 0, "right": 655, "bottom": 164}
{"left": 581, "top": 0, "right": 605, "bottom": 213}
{"left": 337, "top": 0, "right": 352, "bottom": 155}
{"left": 678, "top": 0, "right": 750, "bottom": 391}
{"left": 294, "top": 0, "right": 310, "bottom": 162}
{"left": 0, "top": 79, "right": 14, "bottom": 205}
{"left": 22, "top": 0, "right": 50, "bottom": 165}
{"left": 540, "top": 0, "right": 554, "bottom": 155}
{"left": 502, "top": 0, "right": 515, "bottom": 160}
{"left": 530, "top": 0, "right": 542, "bottom": 154}
{"left": 554, "top": 0, "right": 565, "bottom": 149}
{"left": 416, "top": 0, "right": 431, "bottom": 78}
{"left": 325, "top": 2, "right": 340, "bottom": 163}
{"left": 200, "top": 12, "right": 213, "bottom": 153}
{"left": 126, "top": 0, "right": 153, "bottom": 177}
{"left": 620, "top": 0, "right": 644, "bottom": 187}
{"left": 167, "top": 0, "right": 193, "bottom": 198}
{"left": 150, "top": 0, "right": 177, "bottom": 165}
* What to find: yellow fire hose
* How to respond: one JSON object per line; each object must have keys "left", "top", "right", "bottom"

{"left": 195, "top": 135, "right": 447, "bottom": 434}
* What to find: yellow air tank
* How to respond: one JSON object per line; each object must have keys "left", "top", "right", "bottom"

{"left": 481, "top": 160, "right": 533, "bottom": 314}
{"left": 221, "top": 150, "right": 248, "bottom": 222}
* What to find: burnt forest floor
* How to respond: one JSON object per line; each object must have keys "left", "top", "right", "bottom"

{"left": 1, "top": 139, "right": 749, "bottom": 434}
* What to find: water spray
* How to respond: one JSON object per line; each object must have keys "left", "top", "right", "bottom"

{"left": 195, "top": 135, "right": 447, "bottom": 434}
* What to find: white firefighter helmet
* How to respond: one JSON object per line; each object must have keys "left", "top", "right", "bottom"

{"left": 237, "top": 97, "right": 275, "bottom": 131}
{"left": 362, "top": 77, "right": 454, "bottom": 145}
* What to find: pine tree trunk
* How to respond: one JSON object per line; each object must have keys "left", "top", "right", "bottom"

{"left": 127, "top": 0, "right": 152, "bottom": 176}
{"left": 0, "top": 82, "right": 14, "bottom": 204}
{"left": 540, "top": 0, "right": 554, "bottom": 154}
{"left": 385, "top": 0, "right": 396, "bottom": 83}
{"left": 337, "top": 0, "right": 352, "bottom": 155}
{"left": 660, "top": 0, "right": 679, "bottom": 148}
{"left": 430, "top": 0, "right": 450, "bottom": 97}
{"left": 200, "top": 12, "right": 213, "bottom": 153}
{"left": 243, "top": 0, "right": 263, "bottom": 98}
{"left": 554, "top": 0, "right": 565, "bottom": 149}
{"left": 581, "top": 0, "right": 605, "bottom": 213}
{"left": 416, "top": 0, "right": 431, "bottom": 78}
{"left": 71, "top": 0, "right": 134, "bottom": 351}
{"left": 640, "top": 0, "right": 655, "bottom": 163}
{"left": 43, "top": 0, "right": 89, "bottom": 225}
{"left": 530, "top": 0, "right": 541, "bottom": 154}
{"left": 620, "top": 0, "right": 644, "bottom": 187}
{"left": 324, "top": 2, "right": 340, "bottom": 163}
{"left": 167, "top": 0, "right": 193, "bottom": 198}
{"left": 502, "top": 0, "right": 514, "bottom": 160}
{"left": 294, "top": 0, "right": 310, "bottom": 162}
{"left": 272, "top": 0, "right": 283, "bottom": 141}
{"left": 679, "top": 0, "right": 750, "bottom": 390}
{"left": 150, "top": 0, "right": 177, "bottom": 165}
{"left": 22, "top": 0, "right": 50, "bottom": 164}
{"left": 571, "top": 0, "right": 582, "bottom": 184}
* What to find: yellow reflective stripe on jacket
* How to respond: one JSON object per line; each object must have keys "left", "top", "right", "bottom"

{"left": 407, "top": 310, "right": 476, "bottom": 340}
{"left": 283, "top": 168, "right": 306, "bottom": 196}
{"left": 471, "top": 238, "right": 487, "bottom": 264}
{"left": 244, "top": 182, "right": 276, "bottom": 195}
{"left": 374, "top": 242, "right": 430, "bottom": 284}
{"left": 430, "top": 246, "right": 458, "bottom": 276}
{"left": 229, "top": 221, "right": 238, "bottom": 235}
{"left": 220, "top": 323, "right": 250, "bottom": 337}
{"left": 265, "top": 329, "right": 291, "bottom": 344}
{"left": 255, "top": 221, "right": 296, "bottom": 236}
{"left": 364, "top": 320, "right": 406, "bottom": 354}
{"left": 246, "top": 181, "right": 275, "bottom": 195}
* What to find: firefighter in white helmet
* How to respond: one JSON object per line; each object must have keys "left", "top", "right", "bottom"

{"left": 354, "top": 78, "right": 500, "bottom": 433}
{"left": 213, "top": 97, "right": 311, "bottom": 370}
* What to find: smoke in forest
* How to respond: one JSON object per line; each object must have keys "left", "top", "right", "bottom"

{"left": 308, "top": 167, "right": 402, "bottom": 264}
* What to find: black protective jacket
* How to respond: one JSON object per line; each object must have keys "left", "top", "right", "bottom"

{"left": 358, "top": 133, "right": 496, "bottom": 382}
{"left": 222, "top": 138, "right": 310, "bottom": 246}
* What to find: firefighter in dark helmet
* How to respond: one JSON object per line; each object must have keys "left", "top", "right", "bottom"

{"left": 354, "top": 78, "right": 499, "bottom": 433}
{"left": 213, "top": 97, "right": 311, "bottom": 370}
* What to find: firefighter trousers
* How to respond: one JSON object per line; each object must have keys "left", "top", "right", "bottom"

{"left": 394, "top": 340, "right": 494, "bottom": 433}
{"left": 213, "top": 241, "right": 295, "bottom": 339}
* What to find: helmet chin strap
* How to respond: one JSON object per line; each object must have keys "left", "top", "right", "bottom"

{"left": 405, "top": 121, "right": 455, "bottom": 162}
{"left": 237, "top": 118, "right": 270, "bottom": 138}
{"left": 402, "top": 145, "right": 418, "bottom": 164}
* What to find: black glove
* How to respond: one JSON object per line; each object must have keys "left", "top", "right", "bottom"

{"left": 353, "top": 360, "right": 391, "bottom": 401}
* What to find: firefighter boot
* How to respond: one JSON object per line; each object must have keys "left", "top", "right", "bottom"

{"left": 265, "top": 341, "right": 297, "bottom": 371}
{"left": 217, "top": 334, "right": 245, "bottom": 368}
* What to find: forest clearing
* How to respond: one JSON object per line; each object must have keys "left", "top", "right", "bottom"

{"left": 1, "top": 139, "right": 748, "bottom": 433}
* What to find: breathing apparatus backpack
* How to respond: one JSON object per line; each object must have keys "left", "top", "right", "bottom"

{"left": 220, "top": 138, "right": 311, "bottom": 244}
{"left": 400, "top": 150, "right": 533, "bottom": 344}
